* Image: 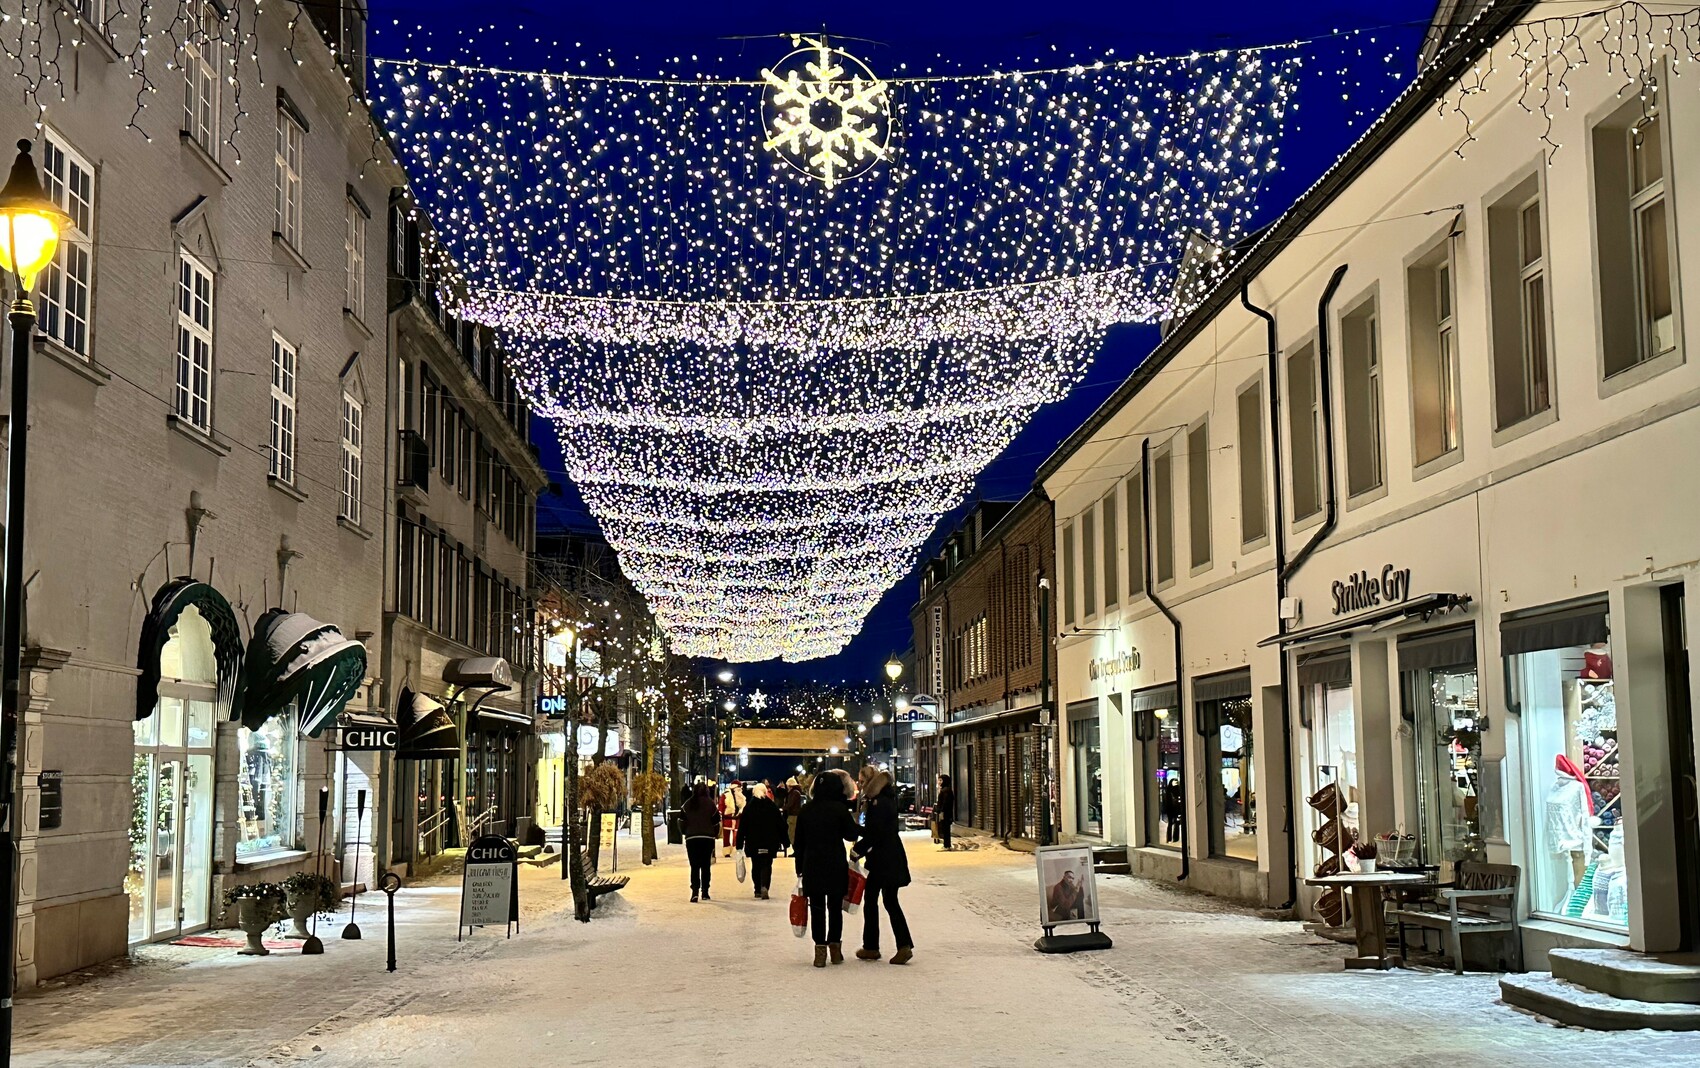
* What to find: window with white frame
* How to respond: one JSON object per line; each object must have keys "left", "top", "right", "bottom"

{"left": 1595, "top": 101, "right": 1679, "bottom": 379}
{"left": 274, "top": 108, "right": 303, "bottom": 247}
{"left": 174, "top": 253, "right": 214, "bottom": 430}
{"left": 1630, "top": 118, "right": 1675, "bottom": 362}
{"left": 1408, "top": 246, "right": 1461, "bottom": 466}
{"left": 1342, "top": 298, "right": 1385, "bottom": 494}
{"left": 1488, "top": 179, "right": 1552, "bottom": 428}
{"left": 269, "top": 334, "right": 297, "bottom": 483}
{"left": 1286, "top": 343, "right": 1322, "bottom": 520}
{"left": 345, "top": 198, "right": 367, "bottom": 320}
{"left": 341, "top": 392, "right": 363, "bottom": 523}
{"left": 183, "top": 1, "right": 220, "bottom": 151}
{"left": 39, "top": 131, "right": 95, "bottom": 358}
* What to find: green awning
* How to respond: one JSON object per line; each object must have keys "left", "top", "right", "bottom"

{"left": 236, "top": 609, "right": 367, "bottom": 737}
{"left": 397, "top": 687, "right": 459, "bottom": 760}
{"left": 135, "top": 578, "right": 243, "bottom": 721}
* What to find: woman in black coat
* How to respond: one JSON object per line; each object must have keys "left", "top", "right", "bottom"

{"left": 791, "top": 771, "right": 859, "bottom": 967}
{"left": 734, "top": 784, "right": 787, "bottom": 900}
{"left": 681, "top": 782, "right": 721, "bottom": 902}
{"left": 853, "top": 769, "right": 913, "bottom": 964}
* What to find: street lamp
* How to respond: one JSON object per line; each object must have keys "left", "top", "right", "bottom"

{"left": 0, "top": 138, "right": 67, "bottom": 1065}
{"left": 884, "top": 657, "right": 902, "bottom": 682}
{"left": 872, "top": 713, "right": 884, "bottom": 725}
{"left": 716, "top": 669, "right": 734, "bottom": 683}
{"left": 832, "top": 706, "right": 846, "bottom": 720}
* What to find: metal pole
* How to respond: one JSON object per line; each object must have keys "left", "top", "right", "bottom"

{"left": 1038, "top": 574, "right": 1053, "bottom": 847}
{"left": 1, "top": 295, "right": 34, "bottom": 1066}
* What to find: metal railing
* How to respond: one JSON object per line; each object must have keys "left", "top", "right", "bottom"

{"left": 417, "top": 808, "right": 451, "bottom": 854}
{"left": 466, "top": 804, "right": 499, "bottom": 839}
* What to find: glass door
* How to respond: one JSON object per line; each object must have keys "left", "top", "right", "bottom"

{"left": 130, "top": 697, "right": 216, "bottom": 943}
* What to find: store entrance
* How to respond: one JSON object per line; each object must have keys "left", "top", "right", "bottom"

{"left": 1661, "top": 584, "right": 1700, "bottom": 950}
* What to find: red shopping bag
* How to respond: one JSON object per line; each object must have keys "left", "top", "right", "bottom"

{"left": 844, "top": 860, "right": 868, "bottom": 915}
{"left": 789, "top": 879, "right": 808, "bottom": 938}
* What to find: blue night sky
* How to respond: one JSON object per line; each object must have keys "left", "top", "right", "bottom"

{"left": 374, "top": 0, "right": 1437, "bottom": 685}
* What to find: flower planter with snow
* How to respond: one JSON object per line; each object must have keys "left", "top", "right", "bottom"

{"left": 223, "top": 882, "right": 286, "bottom": 956}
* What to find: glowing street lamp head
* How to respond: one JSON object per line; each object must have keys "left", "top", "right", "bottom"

{"left": 716, "top": 669, "right": 734, "bottom": 683}
{"left": 832, "top": 706, "right": 846, "bottom": 720}
{"left": 722, "top": 699, "right": 735, "bottom": 711}
{"left": 0, "top": 141, "right": 69, "bottom": 291}
{"left": 884, "top": 657, "right": 902, "bottom": 682}
{"left": 872, "top": 713, "right": 885, "bottom": 724}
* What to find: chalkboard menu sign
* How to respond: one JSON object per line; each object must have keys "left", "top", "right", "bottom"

{"left": 458, "top": 834, "right": 519, "bottom": 939}
{"left": 39, "top": 770, "right": 62, "bottom": 830}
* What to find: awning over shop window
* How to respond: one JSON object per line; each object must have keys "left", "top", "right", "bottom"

{"left": 1500, "top": 601, "right": 1608, "bottom": 656}
{"left": 135, "top": 578, "right": 243, "bottom": 721}
{"left": 1193, "top": 669, "right": 1252, "bottom": 703}
{"left": 1398, "top": 626, "right": 1478, "bottom": 673}
{"left": 1295, "top": 649, "right": 1351, "bottom": 687}
{"left": 1130, "top": 684, "right": 1178, "bottom": 712}
{"left": 397, "top": 688, "right": 459, "bottom": 760}
{"left": 938, "top": 704, "right": 1043, "bottom": 735}
{"left": 236, "top": 609, "right": 367, "bottom": 737}
{"left": 1258, "top": 592, "right": 1472, "bottom": 648}
{"left": 476, "top": 707, "right": 534, "bottom": 730}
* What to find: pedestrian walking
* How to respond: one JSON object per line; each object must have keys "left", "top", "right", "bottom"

{"left": 853, "top": 768, "right": 913, "bottom": 964}
{"left": 735, "top": 783, "right": 787, "bottom": 899}
{"left": 935, "top": 774, "right": 956, "bottom": 850}
{"left": 782, "top": 778, "right": 803, "bottom": 854}
{"left": 682, "top": 781, "right": 720, "bottom": 902}
{"left": 719, "top": 780, "right": 746, "bottom": 857}
{"left": 791, "top": 771, "right": 859, "bottom": 967}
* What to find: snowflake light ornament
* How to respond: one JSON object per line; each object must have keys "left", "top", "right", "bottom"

{"left": 749, "top": 689, "right": 769, "bottom": 713}
{"left": 762, "top": 36, "right": 892, "bottom": 188}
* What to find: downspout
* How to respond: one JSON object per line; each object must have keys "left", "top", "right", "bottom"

{"left": 1282, "top": 264, "right": 1348, "bottom": 584}
{"left": 1240, "top": 283, "right": 1297, "bottom": 910}
{"left": 1141, "top": 439, "right": 1188, "bottom": 881}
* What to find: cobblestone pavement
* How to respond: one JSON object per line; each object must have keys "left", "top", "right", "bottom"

{"left": 13, "top": 833, "right": 1700, "bottom": 1067}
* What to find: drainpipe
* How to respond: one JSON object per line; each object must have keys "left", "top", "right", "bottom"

{"left": 1281, "top": 264, "right": 1348, "bottom": 585}
{"left": 1241, "top": 283, "right": 1297, "bottom": 910}
{"left": 1141, "top": 439, "right": 1188, "bottom": 881}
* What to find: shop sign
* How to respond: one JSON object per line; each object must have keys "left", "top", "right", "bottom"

{"left": 338, "top": 725, "right": 398, "bottom": 750}
{"left": 1331, "top": 564, "right": 1412, "bottom": 616}
{"left": 39, "top": 770, "right": 62, "bottom": 830}
{"left": 576, "top": 725, "right": 621, "bottom": 757}
{"left": 930, "top": 605, "right": 945, "bottom": 697}
{"left": 537, "top": 694, "right": 569, "bottom": 717}
{"left": 458, "top": 834, "right": 519, "bottom": 939}
{"left": 1088, "top": 649, "right": 1141, "bottom": 681}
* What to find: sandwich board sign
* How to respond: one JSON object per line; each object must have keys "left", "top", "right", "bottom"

{"left": 459, "top": 834, "right": 519, "bottom": 940}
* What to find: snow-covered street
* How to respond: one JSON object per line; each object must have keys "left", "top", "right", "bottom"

{"left": 14, "top": 832, "right": 1700, "bottom": 1067}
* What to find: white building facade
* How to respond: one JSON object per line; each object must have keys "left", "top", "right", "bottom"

{"left": 1042, "top": 0, "right": 1700, "bottom": 960}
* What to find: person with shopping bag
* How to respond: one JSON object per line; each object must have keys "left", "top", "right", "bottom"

{"left": 853, "top": 768, "right": 914, "bottom": 964}
{"left": 682, "top": 781, "right": 721, "bottom": 903}
{"left": 790, "top": 770, "right": 860, "bottom": 967}
{"left": 735, "top": 783, "right": 787, "bottom": 899}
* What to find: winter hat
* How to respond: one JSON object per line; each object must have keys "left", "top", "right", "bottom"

{"left": 785, "top": 777, "right": 798, "bottom": 787}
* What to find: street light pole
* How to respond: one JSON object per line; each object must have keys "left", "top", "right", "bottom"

{"left": 1038, "top": 574, "right": 1054, "bottom": 847}
{"left": 0, "top": 138, "right": 69, "bottom": 1068}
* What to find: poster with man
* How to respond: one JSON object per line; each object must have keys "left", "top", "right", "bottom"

{"left": 1035, "top": 844, "right": 1099, "bottom": 928}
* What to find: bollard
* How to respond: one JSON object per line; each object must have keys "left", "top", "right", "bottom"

{"left": 380, "top": 872, "right": 402, "bottom": 973}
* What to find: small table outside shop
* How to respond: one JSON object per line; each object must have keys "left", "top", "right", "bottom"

{"left": 1305, "top": 872, "right": 1431, "bottom": 970}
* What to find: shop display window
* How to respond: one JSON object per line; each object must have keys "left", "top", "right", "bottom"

{"left": 1142, "top": 709, "right": 1182, "bottom": 848}
{"left": 1306, "top": 683, "right": 1359, "bottom": 866}
{"left": 1204, "top": 696, "right": 1256, "bottom": 861}
{"left": 1512, "top": 625, "right": 1625, "bottom": 929}
{"left": 238, "top": 710, "right": 301, "bottom": 856}
{"left": 1068, "top": 706, "right": 1102, "bottom": 837}
{"left": 1411, "top": 664, "right": 1483, "bottom": 864}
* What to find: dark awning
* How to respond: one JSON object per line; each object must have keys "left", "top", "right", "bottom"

{"left": 476, "top": 707, "right": 534, "bottom": 729}
{"left": 1398, "top": 625, "right": 1478, "bottom": 672}
{"left": 1130, "top": 684, "right": 1178, "bottom": 713}
{"left": 938, "top": 703, "right": 1042, "bottom": 735}
{"left": 397, "top": 687, "right": 459, "bottom": 760}
{"left": 1194, "top": 668, "right": 1252, "bottom": 702}
{"left": 1258, "top": 593, "right": 1473, "bottom": 648}
{"left": 235, "top": 609, "right": 367, "bottom": 737}
{"left": 135, "top": 578, "right": 243, "bottom": 721}
{"left": 1296, "top": 649, "right": 1352, "bottom": 687}
{"left": 1500, "top": 601, "right": 1608, "bottom": 656}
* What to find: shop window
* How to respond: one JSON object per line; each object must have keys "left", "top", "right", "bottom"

{"left": 1060, "top": 521, "right": 1076, "bottom": 627}
{"left": 1286, "top": 342, "right": 1322, "bottom": 520}
{"left": 1594, "top": 100, "right": 1679, "bottom": 379}
{"left": 1487, "top": 179, "right": 1552, "bottom": 429}
{"left": 1153, "top": 445, "right": 1175, "bottom": 586}
{"left": 237, "top": 709, "right": 301, "bottom": 857}
{"left": 1136, "top": 692, "right": 1182, "bottom": 850}
{"left": 1505, "top": 603, "right": 1623, "bottom": 929}
{"left": 1125, "top": 471, "right": 1146, "bottom": 596}
{"left": 1236, "top": 381, "right": 1267, "bottom": 546}
{"left": 1187, "top": 420, "right": 1211, "bottom": 571}
{"left": 1341, "top": 297, "right": 1385, "bottom": 495}
{"left": 1303, "top": 680, "right": 1358, "bottom": 869}
{"left": 1101, "top": 488, "right": 1118, "bottom": 609}
{"left": 1203, "top": 696, "right": 1256, "bottom": 861}
{"left": 1407, "top": 245, "right": 1461, "bottom": 466}
{"left": 1081, "top": 508, "right": 1098, "bottom": 618}
{"left": 1068, "top": 701, "right": 1102, "bottom": 837}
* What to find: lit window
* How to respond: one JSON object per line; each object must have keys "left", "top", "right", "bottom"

{"left": 269, "top": 334, "right": 297, "bottom": 483}
{"left": 175, "top": 253, "right": 214, "bottom": 431}
{"left": 39, "top": 130, "right": 95, "bottom": 358}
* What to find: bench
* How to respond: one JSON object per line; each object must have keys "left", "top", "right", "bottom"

{"left": 578, "top": 852, "right": 629, "bottom": 908}
{"left": 1390, "top": 861, "right": 1522, "bottom": 974}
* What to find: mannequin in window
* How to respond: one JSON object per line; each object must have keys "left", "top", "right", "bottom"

{"left": 1582, "top": 643, "right": 1613, "bottom": 680}
{"left": 1546, "top": 754, "right": 1594, "bottom": 890}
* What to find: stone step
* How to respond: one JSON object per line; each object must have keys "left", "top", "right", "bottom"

{"left": 1092, "top": 845, "right": 1130, "bottom": 866}
{"left": 1500, "top": 974, "right": 1700, "bottom": 1031}
{"left": 1550, "top": 948, "right": 1700, "bottom": 1004}
{"left": 1095, "top": 862, "right": 1132, "bottom": 876}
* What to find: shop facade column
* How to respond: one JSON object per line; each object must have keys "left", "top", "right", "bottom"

{"left": 1351, "top": 640, "right": 1397, "bottom": 842}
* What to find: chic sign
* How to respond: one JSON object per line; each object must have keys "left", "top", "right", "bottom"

{"left": 1331, "top": 564, "right": 1412, "bottom": 616}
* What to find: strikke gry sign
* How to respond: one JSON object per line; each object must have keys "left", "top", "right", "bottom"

{"left": 1331, "top": 564, "right": 1413, "bottom": 616}
{"left": 459, "top": 834, "right": 519, "bottom": 937}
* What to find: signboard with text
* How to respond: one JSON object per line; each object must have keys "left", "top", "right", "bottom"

{"left": 459, "top": 834, "right": 519, "bottom": 939}
{"left": 337, "top": 724, "right": 399, "bottom": 751}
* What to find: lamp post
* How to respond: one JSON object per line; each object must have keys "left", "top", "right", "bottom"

{"left": 0, "top": 138, "right": 68, "bottom": 1066}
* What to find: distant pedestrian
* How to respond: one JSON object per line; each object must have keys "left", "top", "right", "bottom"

{"left": 935, "top": 774, "right": 956, "bottom": 850}
{"left": 791, "top": 771, "right": 860, "bottom": 967}
{"left": 719, "top": 781, "right": 746, "bottom": 857}
{"left": 853, "top": 769, "right": 913, "bottom": 965}
{"left": 1162, "top": 775, "right": 1183, "bottom": 844}
{"left": 682, "top": 782, "right": 720, "bottom": 903}
{"left": 783, "top": 778, "right": 803, "bottom": 853}
{"left": 735, "top": 783, "right": 787, "bottom": 899}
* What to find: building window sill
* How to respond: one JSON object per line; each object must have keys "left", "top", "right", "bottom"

{"left": 1600, "top": 345, "right": 1684, "bottom": 399}
{"left": 166, "top": 413, "right": 230, "bottom": 456}
{"left": 337, "top": 515, "right": 373, "bottom": 540}
{"left": 1491, "top": 405, "right": 1558, "bottom": 449}
{"left": 61, "top": 5, "right": 121, "bottom": 62}
{"left": 268, "top": 475, "right": 308, "bottom": 502}
{"left": 35, "top": 336, "right": 110, "bottom": 386}
{"left": 343, "top": 308, "right": 372, "bottom": 338}
{"left": 1345, "top": 482, "right": 1389, "bottom": 512}
{"left": 272, "top": 232, "right": 311, "bottom": 271}
{"left": 1412, "top": 446, "right": 1464, "bottom": 483}
{"left": 234, "top": 848, "right": 311, "bottom": 872}
{"left": 179, "top": 131, "right": 232, "bottom": 185}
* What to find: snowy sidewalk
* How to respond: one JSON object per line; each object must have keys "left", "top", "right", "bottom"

{"left": 14, "top": 832, "right": 1700, "bottom": 1067}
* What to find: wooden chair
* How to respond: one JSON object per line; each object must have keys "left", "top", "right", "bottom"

{"left": 578, "top": 852, "right": 630, "bottom": 908}
{"left": 1389, "top": 861, "right": 1522, "bottom": 974}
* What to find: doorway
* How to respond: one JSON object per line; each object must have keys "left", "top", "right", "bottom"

{"left": 1662, "top": 584, "right": 1700, "bottom": 949}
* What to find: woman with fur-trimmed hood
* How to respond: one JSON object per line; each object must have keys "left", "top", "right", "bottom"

{"left": 852, "top": 767, "right": 914, "bottom": 964}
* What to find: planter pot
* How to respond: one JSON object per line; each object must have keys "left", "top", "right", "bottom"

{"left": 1358, "top": 858, "right": 1378, "bottom": 874}
{"left": 284, "top": 890, "right": 318, "bottom": 939}
{"left": 236, "top": 898, "right": 276, "bottom": 955}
